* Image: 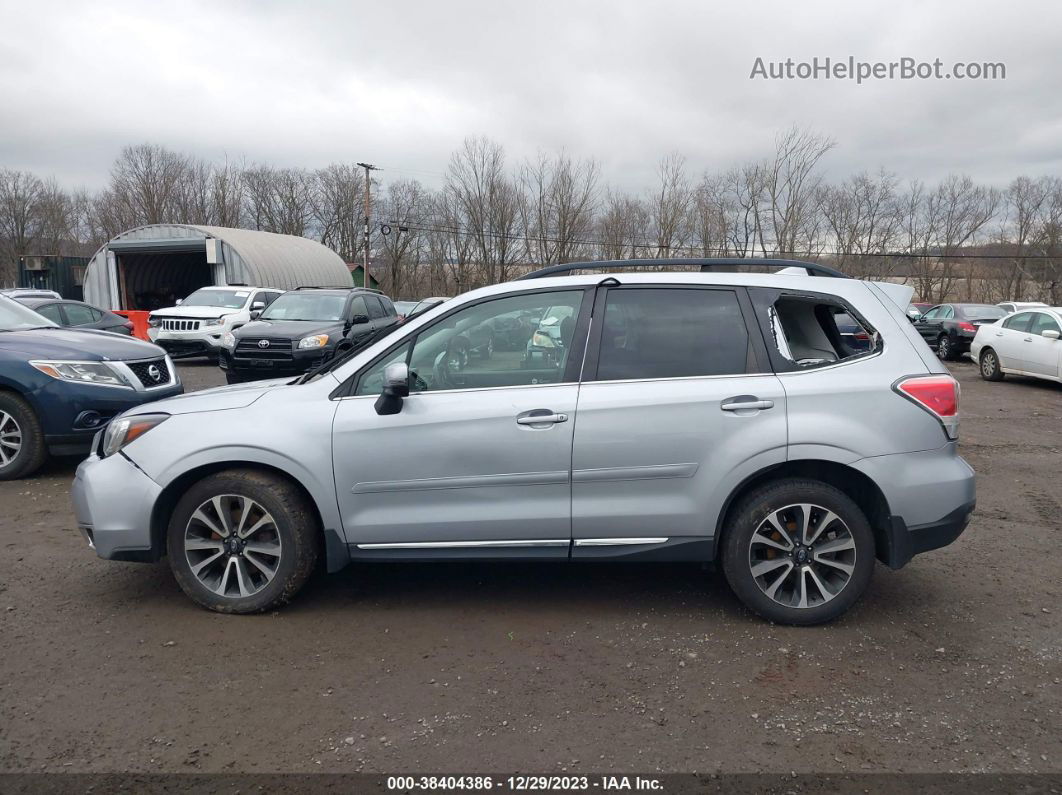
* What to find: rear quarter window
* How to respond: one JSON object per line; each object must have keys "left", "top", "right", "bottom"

{"left": 757, "top": 291, "right": 881, "bottom": 370}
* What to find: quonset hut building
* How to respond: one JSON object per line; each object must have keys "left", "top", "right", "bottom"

{"left": 83, "top": 224, "right": 352, "bottom": 310}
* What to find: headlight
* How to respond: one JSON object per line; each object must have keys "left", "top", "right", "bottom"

{"left": 221, "top": 331, "right": 237, "bottom": 348}
{"left": 30, "top": 360, "right": 130, "bottom": 387}
{"left": 202, "top": 318, "right": 224, "bottom": 327}
{"left": 102, "top": 413, "right": 169, "bottom": 457}
{"left": 531, "top": 331, "right": 556, "bottom": 348}
{"left": 298, "top": 334, "right": 330, "bottom": 349}
{"left": 147, "top": 317, "right": 161, "bottom": 328}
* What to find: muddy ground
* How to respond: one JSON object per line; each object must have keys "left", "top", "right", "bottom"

{"left": 0, "top": 358, "right": 1059, "bottom": 776}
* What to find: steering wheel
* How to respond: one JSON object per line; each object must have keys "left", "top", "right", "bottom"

{"left": 432, "top": 349, "right": 459, "bottom": 390}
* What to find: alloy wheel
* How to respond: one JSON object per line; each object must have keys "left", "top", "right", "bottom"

{"left": 748, "top": 503, "right": 857, "bottom": 609}
{"left": 938, "top": 336, "right": 950, "bottom": 359}
{"left": 0, "top": 411, "right": 22, "bottom": 467}
{"left": 183, "top": 494, "right": 283, "bottom": 598}
{"left": 981, "top": 351, "right": 997, "bottom": 377}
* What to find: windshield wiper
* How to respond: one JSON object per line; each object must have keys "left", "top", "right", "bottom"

{"left": 294, "top": 325, "right": 396, "bottom": 385}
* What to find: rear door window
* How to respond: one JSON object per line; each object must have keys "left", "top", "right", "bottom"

{"left": 593, "top": 288, "right": 751, "bottom": 381}
{"left": 1029, "top": 312, "right": 1061, "bottom": 336}
{"left": 365, "top": 296, "right": 385, "bottom": 320}
{"left": 1003, "top": 312, "right": 1034, "bottom": 332}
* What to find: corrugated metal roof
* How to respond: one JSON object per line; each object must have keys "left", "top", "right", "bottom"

{"left": 83, "top": 224, "right": 352, "bottom": 308}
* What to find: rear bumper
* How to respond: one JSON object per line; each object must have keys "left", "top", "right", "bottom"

{"left": 852, "top": 443, "right": 976, "bottom": 569}
{"left": 882, "top": 500, "right": 976, "bottom": 569}
{"left": 72, "top": 451, "right": 161, "bottom": 562}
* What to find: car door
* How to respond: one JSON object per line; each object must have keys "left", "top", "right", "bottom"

{"left": 914, "top": 306, "right": 944, "bottom": 342}
{"left": 34, "top": 303, "right": 65, "bottom": 326}
{"left": 1023, "top": 312, "right": 1062, "bottom": 378}
{"left": 991, "top": 311, "right": 1034, "bottom": 370}
{"left": 331, "top": 287, "right": 591, "bottom": 553}
{"left": 570, "top": 285, "right": 786, "bottom": 555}
{"left": 345, "top": 295, "right": 375, "bottom": 342}
{"left": 61, "top": 302, "right": 104, "bottom": 329}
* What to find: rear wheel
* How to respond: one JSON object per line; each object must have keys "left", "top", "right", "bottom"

{"left": 722, "top": 479, "right": 875, "bottom": 625}
{"left": 167, "top": 469, "right": 320, "bottom": 613}
{"left": 937, "top": 334, "right": 955, "bottom": 361}
{"left": 979, "top": 348, "right": 1004, "bottom": 381}
{"left": 0, "top": 393, "right": 48, "bottom": 481}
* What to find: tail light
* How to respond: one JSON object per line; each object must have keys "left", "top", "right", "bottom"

{"left": 894, "top": 374, "right": 959, "bottom": 440}
{"left": 854, "top": 331, "right": 870, "bottom": 341}
{"left": 957, "top": 321, "right": 977, "bottom": 333}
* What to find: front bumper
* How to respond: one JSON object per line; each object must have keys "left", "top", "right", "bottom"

{"left": 148, "top": 327, "right": 226, "bottom": 356}
{"left": 219, "top": 346, "right": 330, "bottom": 378}
{"left": 72, "top": 450, "right": 162, "bottom": 562}
{"left": 39, "top": 377, "right": 183, "bottom": 456}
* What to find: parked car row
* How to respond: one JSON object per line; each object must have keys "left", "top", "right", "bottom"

{"left": 901, "top": 298, "right": 1060, "bottom": 385}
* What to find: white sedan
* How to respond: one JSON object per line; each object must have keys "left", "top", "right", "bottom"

{"left": 971, "top": 306, "right": 1062, "bottom": 384}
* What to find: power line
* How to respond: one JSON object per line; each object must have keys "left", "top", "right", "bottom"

{"left": 377, "top": 218, "right": 1062, "bottom": 261}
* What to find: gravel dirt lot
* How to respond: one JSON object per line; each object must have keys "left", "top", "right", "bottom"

{"left": 0, "top": 358, "right": 1059, "bottom": 776}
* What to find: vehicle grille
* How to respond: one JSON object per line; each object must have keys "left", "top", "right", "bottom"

{"left": 156, "top": 317, "right": 202, "bottom": 331}
{"left": 235, "top": 338, "right": 295, "bottom": 361}
{"left": 126, "top": 358, "right": 172, "bottom": 388}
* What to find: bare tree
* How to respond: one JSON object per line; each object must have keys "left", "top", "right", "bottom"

{"left": 598, "top": 191, "right": 649, "bottom": 260}
{"left": 520, "top": 152, "right": 598, "bottom": 265}
{"left": 763, "top": 127, "right": 835, "bottom": 255}
{"left": 648, "top": 154, "right": 692, "bottom": 257}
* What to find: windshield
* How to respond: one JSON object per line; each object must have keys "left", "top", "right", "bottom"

{"left": 963, "top": 306, "right": 1006, "bottom": 321}
{"left": 261, "top": 293, "right": 346, "bottom": 322}
{"left": 0, "top": 295, "right": 58, "bottom": 331}
{"left": 181, "top": 289, "right": 250, "bottom": 309}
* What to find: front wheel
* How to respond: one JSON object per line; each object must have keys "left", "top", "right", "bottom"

{"left": 0, "top": 392, "right": 48, "bottom": 481}
{"left": 167, "top": 469, "right": 320, "bottom": 613}
{"left": 721, "top": 479, "right": 875, "bottom": 625}
{"left": 979, "top": 348, "right": 1004, "bottom": 381}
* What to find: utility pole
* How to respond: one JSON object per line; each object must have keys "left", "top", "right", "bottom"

{"left": 356, "top": 162, "right": 378, "bottom": 278}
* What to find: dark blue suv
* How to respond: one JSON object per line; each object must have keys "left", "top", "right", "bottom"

{"left": 0, "top": 295, "right": 183, "bottom": 480}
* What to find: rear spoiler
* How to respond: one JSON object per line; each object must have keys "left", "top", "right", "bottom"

{"left": 868, "top": 281, "right": 915, "bottom": 312}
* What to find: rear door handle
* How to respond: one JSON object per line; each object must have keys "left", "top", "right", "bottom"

{"left": 516, "top": 411, "right": 568, "bottom": 426}
{"left": 721, "top": 398, "right": 775, "bottom": 412}
{"left": 995, "top": 332, "right": 1004, "bottom": 337}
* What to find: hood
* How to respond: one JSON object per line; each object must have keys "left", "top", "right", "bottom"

{"left": 0, "top": 327, "right": 166, "bottom": 361}
{"left": 126, "top": 376, "right": 293, "bottom": 416}
{"left": 235, "top": 318, "right": 343, "bottom": 340}
{"left": 150, "top": 305, "right": 241, "bottom": 320}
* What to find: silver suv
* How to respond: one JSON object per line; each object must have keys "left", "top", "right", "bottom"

{"left": 72, "top": 259, "right": 975, "bottom": 624}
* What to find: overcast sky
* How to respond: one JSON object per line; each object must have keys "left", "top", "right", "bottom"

{"left": 1, "top": 0, "right": 1060, "bottom": 193}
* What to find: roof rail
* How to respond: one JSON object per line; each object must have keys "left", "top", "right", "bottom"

{"left": 516, "top": 257, "right": 850, "bottom": 280}
{"left": 292, "top": 285, "right": 382, "bottom": 293}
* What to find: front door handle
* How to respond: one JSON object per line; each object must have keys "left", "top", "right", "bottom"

{"left": 516, "top": 411, "right": 568, "bottom": 426}
{"left": 721, "top": 398, "right": 775, "bottom": 412}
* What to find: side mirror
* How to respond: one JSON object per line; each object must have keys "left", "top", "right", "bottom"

{"left": 1043, "top": 329, "right": 1061, "bottom": 340}
{"left": 374, "top": 362, "right": 410, "bottom": 415}
{"left": 175, "top": 299, "right": 183, "bottom": 305}
{"left": 351, "top": 313, "right": 370, "bottom": 325}
{"left": 251, "top": 301, "right": 265, "bottom": 311}
{"left": 249, "top": 310, "right": 261, "bottom": 320}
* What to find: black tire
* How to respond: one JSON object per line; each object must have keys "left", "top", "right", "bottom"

{"left": 0, "top": 392, "right": 48, "bottom": 481}
{"left": 167, "top": 469, "right": 320, "bottom": 614}
{"left": 979, "top": 348, "right": 1004, "bottom": 381}
{"left": 225, "top": 373, "right": 245, "bottom": 385}
{"left": 721, "top": 479, "right": 875, "bottom": 626}
{"left": 937, "top": 334, "right": 955, "bottom": 361}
